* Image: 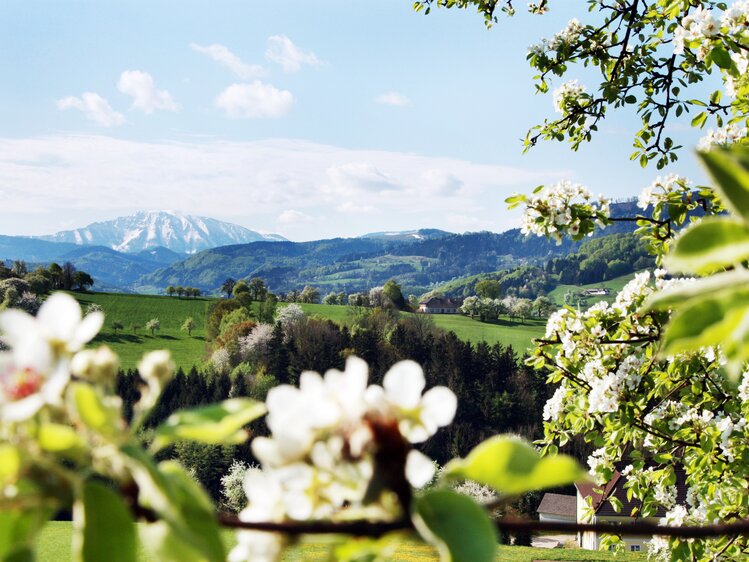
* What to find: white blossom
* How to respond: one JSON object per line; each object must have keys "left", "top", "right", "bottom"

{"left": 637, "top": 174, "right": 691, "bottom": 210}
{"left": 71, "top": 346, "right": 119, "bottom": 385}
{"left": 249, "top": 356, "right": 455, "bottom": 534}
{"left": 376, "top": 359, "right": 458, "bottom": 443}
{"left": 698, "top": 123, "right": 748, "bottom": 151}
{"left": 552, "top": 80, "right": 587, "bottom": 114}
{"left": 0, "top": 293, "right": 103, "bottom": 421}
{"left": 543, "top": 385, "right": 566, "bottom": 421}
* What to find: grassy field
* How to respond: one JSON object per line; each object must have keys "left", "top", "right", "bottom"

{"left": 546, "top": 273, "right": 636, "bottom": 307}
{"left": 36, "top": 522, "right": 645, "bottom": 562}
{"left": 295, "top": 303, "right": 546, "bottom": 352}
{"left": 67, "top": 292, "right": 547, "bottom": 370}
{"left": 70, "top": 292, "right": 212, "bottom": 370}
{"left": 418, "top": 313, "right": 545, "bottom": 352}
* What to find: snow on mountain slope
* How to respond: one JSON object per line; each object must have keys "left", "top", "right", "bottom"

{"left": 39, "top": 211, "right": 286, "bottom": 254}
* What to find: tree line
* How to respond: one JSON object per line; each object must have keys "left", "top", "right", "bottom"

{"left": 0, "top": 260, "right": 95, "bottom": 313}
{"left": 114, "top": 316, "right": 549, "bottom": 504}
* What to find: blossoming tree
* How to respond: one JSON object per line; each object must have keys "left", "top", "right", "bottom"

{"left": 413, "top": 1, "right": 749, "bottom": 560}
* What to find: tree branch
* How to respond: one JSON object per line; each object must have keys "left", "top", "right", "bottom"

{"left": 217, "top": 512, "right": 749, "bottom": 540}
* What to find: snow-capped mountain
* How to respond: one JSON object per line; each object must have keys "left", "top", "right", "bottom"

{"left": 39, "top": 211, "right": 286, "bottom": 254}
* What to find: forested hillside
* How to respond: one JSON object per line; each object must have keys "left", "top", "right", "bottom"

{"left": 429, "top": 232, "right": 654, "bottom": 299}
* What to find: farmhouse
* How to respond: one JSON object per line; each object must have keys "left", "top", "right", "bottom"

{"left": 580, "top": 287, "right": 610, "bottom": 297}
{"left": 537, "top": 470, "right": 687, "bottom": 553}
{"left": 537, "top": 493, "right": 576, "bottom": 523}
{"left": 418, "top": 296, "right": 461, "bottom": 314}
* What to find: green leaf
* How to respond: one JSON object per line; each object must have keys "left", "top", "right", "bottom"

{"left": 664, "top": 217, "right": 749, "bottom": 274}
{"left": 645, "top": 269, "right": 749, "bottom": 311}
{"left": 151, "top": 398, "right": 266, "bottom": 452}
{"left": 38, "top": 424, "right": 85, "bottom": 455}
{"left": 699, "top": 146, "right": 749, "bottom": 224}
{"left": 710, "top": 46, "right": 732, "bottom": 70}
{"left": 74, "top": 481, "right": 137, "bottom": 562}
{"left": 412, "top": 490, "right": 497, "bottom": 562}
{"left": 0, "top": 506, "right": 48, "bottom": 561}
{"left": 121, "top": 446, "right": 225, "bottom": 562}
{"left": 691, "top": 112, "right": 707, "bottom": 128}
{"left": 70, "top": 383, "right": 119, "bottom": 437}
{"left": 661, "top": 296, "right": 749, "bottom": 356}
{"left": 0, "top": 445, "right": 21, "bottom": 485}
{"left": 443, "top": 435, "right": 586, "bottom": 496}
{"left": 138, "top": 522, "right": 210, "bottom": 562}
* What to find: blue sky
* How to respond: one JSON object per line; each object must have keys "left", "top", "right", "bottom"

{"left": 0, "top": 0, "right": 711, "bottom": 241}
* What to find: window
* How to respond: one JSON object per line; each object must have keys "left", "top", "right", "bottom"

{"left": 630, "top": 545, "right": 641, "bottom": 552}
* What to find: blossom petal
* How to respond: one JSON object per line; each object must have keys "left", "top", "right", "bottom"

{"left": 41, "top": 363, "right": 72, "bottom": 406}
{"left": 37, "top": 293, "right": 82, "bottom": 341}
{"left": 2, "top": 394, "right": 45, "bottom": 422}
{"left": 12, "top": 333, "right": 53, "bottom": 374}
{"left": 0, "top": 309, "right": 36, "bottom": 347}
{"left": 421, "top": 386, "right": 458, "bottom": 429}
{"left": 72, "top": 311, "right": 104, "bottom": 348}
{"left": 405, "top": 450, "right": 436, "bottom": 488}
{"left": 383, "top": 360, "right": 425, "bottom": 409}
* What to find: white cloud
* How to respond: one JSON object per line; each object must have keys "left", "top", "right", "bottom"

{"left": 278, "top": 209, "right": 314, "bottom": 224}
{"left": 215, "top": 81, "right": 294, "bottom": 119}
{"left": 117, "top": 70, "right": 179, "bottom": 114}
{"left": 375, "top": 91, "right": 410, "bottom": 107}
{"left": 421, "top": 169, "right": 463, "bottom": 195}
{"left": 326, "top": 163, "right": 401, "bottom": 194}
{"left": 190, "top": 43, "right": 265, "bottom": 79}
{"left": 56, "top": 93, "right": 126, "bottom": 127}
{"left": 336, "top": 201, "right": 376, "bottom": 214}
{"left": 0, "top": 135, "right": 568, "bottom": 239}
{"left": 265, "top": 35, "right": 321, "bottom": 73}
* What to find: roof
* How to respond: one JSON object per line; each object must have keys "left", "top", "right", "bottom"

{"left": 537, "top": 493, "right": 576, "bottom": 517}
{"left": 576, "top": 468, "right": 688, "bottom": 518}
{"left": 419, "top": 296, "right": 460, "bottom": 307}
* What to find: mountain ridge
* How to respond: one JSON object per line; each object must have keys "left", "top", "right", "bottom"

{"left": 37, "top": 210, "right": 287, "bottom": 254}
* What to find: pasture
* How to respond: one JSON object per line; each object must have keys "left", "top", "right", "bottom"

{"left": 36, "top": 522, "right": 645, "bottom": 562}
{"left": 70, "top": 291, "right": 211, "bottom": 370}
{"left": 295, "top": 303, "right": 546, "bottom": 352}
{"left": 546, "top": 272, "right": 636, "bottom": 307}
{"left": 67, "top": 292, "right": 551, "bottom": 370}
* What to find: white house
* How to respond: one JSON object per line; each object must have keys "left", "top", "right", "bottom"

{"left": 537, "top": 493, "right": 576, "bottom": 523}
{"left": 537, "top": 470, "right": 686, "bottom": 554}
{"left": 575, "top": 470, "right": 687, "bottom": 553}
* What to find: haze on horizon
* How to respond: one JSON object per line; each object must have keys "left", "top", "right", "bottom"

{"left": 0, "top": 1, "right": 710, "bottom": 242}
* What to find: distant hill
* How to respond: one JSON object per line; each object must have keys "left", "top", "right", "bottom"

{"left": 37, "top": 210, "right": 286, "bottom": 254}
{"left": 138, "top": 201, "right": 642, "bottom": 295}
{"left": 58, "top": 246, "right": 166, "bottom": 290}
{"left": 360, "top": 229, "right": 452, "bottom": 242}
{"left": 0, "top": 235, "right": 78, "bottom": 262}
{"left": 134, "top": 246, "right": 185, "bottom": 265}
{"left": 426, "top": 232, "right": 654, "bottom": 300}
{"left": 138, "top": 229, "right": 586, "bottom": 294}
{"left": 1, "top": 200, "right": 645, "bottom": 295}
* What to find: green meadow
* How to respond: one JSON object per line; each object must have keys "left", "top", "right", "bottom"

{"left": 67, "top": 292, "right": 549, "bottom": 371}
{"left": 70, "top": 292, "right": 212, "bottom": 370}
{"left": 546, "top": 272, "right": 636, "bottom": 307}
{"left": 36, "top": 522, "right": 645, "bottom": 562}
{"left": 296, "top": 303, "right": 546, "bottom": 352}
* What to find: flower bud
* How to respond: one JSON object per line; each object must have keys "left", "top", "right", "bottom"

{"left": 137, "top": 350, "right": 175, "bottom": 388}
{"left": 71, "top": 346, "right": 119, "bottom": 384}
